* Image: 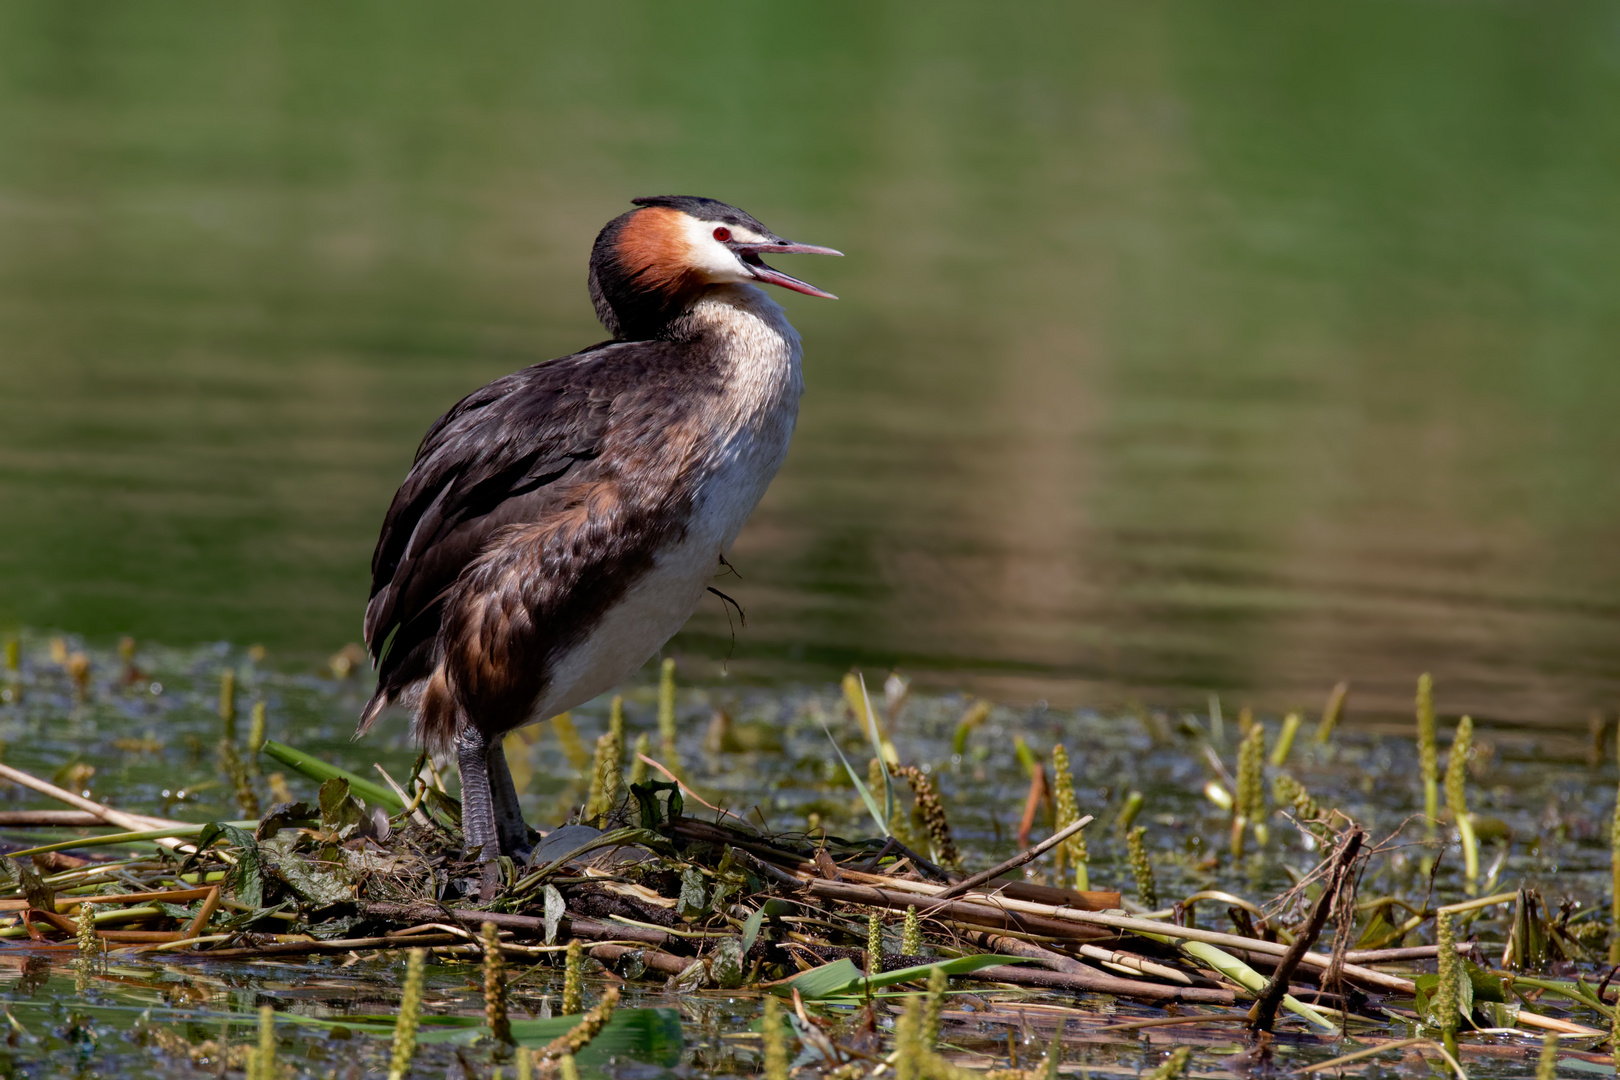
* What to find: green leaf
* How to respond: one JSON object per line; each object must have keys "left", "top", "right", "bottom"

{"left": 821, "top": 724, "right": 889, "bottom": 836}
{"left": 786, "top": 954, "right": 1032, "bottom": 1000}
{"left": 742, "top": 898, "right": 790, "bottom": 954}
{"left": 629, "top": 780, "right": 682, "bottom": 830}
{"left": 854, "top": 673, "right": 894, "bottom": 829}
{"left": 259, "top": 830, "right": 351, "bottom": 908}
{"left": 318, "top": 777, "right": 367, "bottom": 833}
{"left": 678, "top": 867, "right": 709, "bottom": 921}
{"left": 260, "top": 740, "right": 402, "bottom": 811}
{"left": 196, "top": 822, "right": 264, "bottom": 907}
{"left": 709, "top": 936, "right": 745, "bottom": 989}
{"left": 216, "top": 1006, "right": 684, "bottom": 1065}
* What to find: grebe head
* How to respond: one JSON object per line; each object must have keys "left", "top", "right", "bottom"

{"left": 589, "top": 195, "right": 842, "bottom": 340}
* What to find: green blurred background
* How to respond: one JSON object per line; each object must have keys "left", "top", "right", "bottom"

{"left": 1, "top": 1, "right": 1617, "bottom": 724}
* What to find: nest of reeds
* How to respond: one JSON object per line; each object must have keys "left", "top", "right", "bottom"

{"left": 4, "top": 645, "right": 1620, "bottom": 1078}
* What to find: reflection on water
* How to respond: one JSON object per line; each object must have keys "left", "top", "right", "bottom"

{"left": 1, "top": 2, "right": 1617, "bottom": 724}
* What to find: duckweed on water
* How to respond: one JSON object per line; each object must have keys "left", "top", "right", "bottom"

{"left": 0, "top": 634, "right": 1615, "bottom": 1076}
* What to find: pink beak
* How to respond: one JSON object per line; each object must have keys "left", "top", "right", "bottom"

{"left": 735, "top": 241, "right": 844, "bottom": 299}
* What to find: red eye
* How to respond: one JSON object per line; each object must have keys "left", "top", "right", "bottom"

{"left": 713, "top": 227, "right": 732, "bottom": 242}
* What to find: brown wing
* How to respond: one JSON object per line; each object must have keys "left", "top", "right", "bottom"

{"left": 359, "top": 339, "right": 677, "bottom": 730}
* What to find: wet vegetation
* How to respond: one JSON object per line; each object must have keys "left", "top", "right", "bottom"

{"left": 0, "top": 634, "right": 1617, "bottom": 1078}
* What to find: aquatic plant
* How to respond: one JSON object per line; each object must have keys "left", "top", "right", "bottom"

{"left": 1269, "top": 711, "right": 1301, "bottom": 766}
{"left": 901, "top": 904, "right": 921, "bottom": 955}
{"left": 483, "top": 920, "right": 512, "bottom": 1046}
{"left": 658, "top": 657, "right": 678, "bottom": 762}
{"left": 1445, "top": 716, "right": 1478, "bottom": 893}
{"left": 1145, "top": 1046, "right": 1191, "bottom": 1079}
{"left": 1536, "top": 1029, "right": 1558, "bottom": 1080}
{"left": 762, "top": 995, "right": 790, "bottom": 1080}
{"left": 1049, "top": 744, "right": 1088, "bottom": 888}
{"left": 1418, "top": 673, "right": 1438, "bottom": 840}
{"left": 1128, "top": 825, "right": 1157, "bottom": 909}
{"left": 562, "top": 939, "right": 583, "bottom": 1015}
{"left": 923, "top": 964, "right": 947, "bottom": 1046}
{"left": 584, "top": 697, "right": 625, "bottom": 819}
{"left": 902, "top": 765, "right": 961, "bottom": 869}
{"left": 536, "top": 986, "right": 620, "bottom": 1062}
{"left": 387, "top": 948, "right": 426, "bottom": 1080}
{"left": 1314, "top": 681, "right": 1348, "bottom": 744}
{"left": 866, "top": 912, "right": 883, "bottom": 974}
{"left": 1434, "top": 909, "right": 1459, "bottom": 1055}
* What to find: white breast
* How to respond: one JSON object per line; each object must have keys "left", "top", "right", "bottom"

{"left": 532, "top": 285, "right": 802, "bottom": 719}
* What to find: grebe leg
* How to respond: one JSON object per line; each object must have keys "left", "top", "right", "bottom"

{"left": 455, "top": 725, "right": 499, "bottom": 863}
{"left": 486, "top": 739, "right": 534, "bottom": 860}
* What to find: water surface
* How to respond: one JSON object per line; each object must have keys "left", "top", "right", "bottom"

{"left": 1, "top": 2, "right": 1618, "bottom": 725}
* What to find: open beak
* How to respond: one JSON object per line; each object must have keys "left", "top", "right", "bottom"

{"left": 736, "top": 240, "right": 843, "bottom": 299}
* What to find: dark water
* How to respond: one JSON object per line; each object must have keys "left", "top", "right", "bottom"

{"left": 2, "top": 2, "right": 1619, "bottom": 726}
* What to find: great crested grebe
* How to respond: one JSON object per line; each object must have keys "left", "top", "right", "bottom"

{"left": 357, "top": 196, "right": 840, "bottom": 869}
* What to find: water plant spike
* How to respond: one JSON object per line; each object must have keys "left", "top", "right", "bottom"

{"left": 551, "top": 713, "right": 591, "bottom": 771}
{"left": 246, "top": 702, "right": 266, "bottom": 774}
{"left": 923, "top": 964, "right": 946, "bottom": 1046}
{"left": 902, "top": 766, "right": 961, "bottom": 869}
{"left": 1315, "top": 681, "right": 1348, "bottom": 744}
{"left": 1434, "top": 910, "right": 1459, "bottom": 1056}
{"left": 537, "top": 986, "right": 620, "bottom": 1062}
{"left": 387, "top": 948, "right": 427, "bottom": 1080}
{"left": 256, "top": 1005, "right": 275, "bottom": 1080}
{"left": 1128, "top": 825, "right": 1158, "bottom": 910}
{"left": 219, "top": 668, "right": 237, "bottom": 733}
{"left": 1049, "top": 744, "right": 1079, "bottom": 877}
{"left": 902, "top": 905, "right": 921, "bottom": 956}
{"left": 763, "top": 995, "right": 790, "bottom": 1080}
{"left": 562, "top": 939, "right": 583, "bottom": 1015}
{"left": 629, "top": 732, "right": 650, "bottom": 788}
{"left": 1269, "top": 712, "right": 1301, "bottom": 766}
{"left": 658, "top": 657, "right": 678, "bottom": 760}
{"left": 1445, "top": 716, "right": 1478, "bottom": 894}
{"left": 1418, "top": 673, "right": 1438, "bottom": 838}
{"left": 483, "top": 920, "right": 513, "bottom": 1045}
{"left": 1146, "top": 1046, "right": 1191, "bottom": 1080}
{"left": 1536, "top": 1028, "right": 1559, "bottom": 1080}
{"left": 867, "top": 912, "right": 883, "bottom": 974}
